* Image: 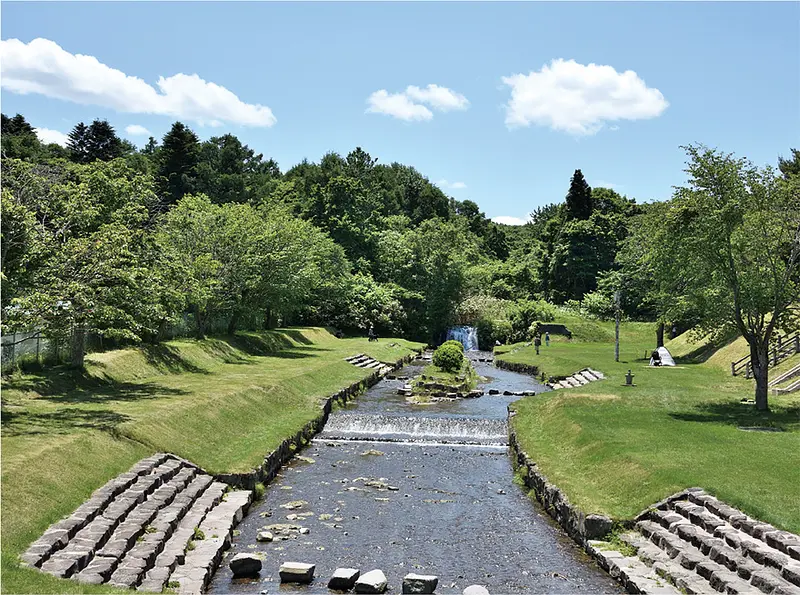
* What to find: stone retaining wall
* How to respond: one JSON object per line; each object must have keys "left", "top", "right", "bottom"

{"left": 494, "top": 359, "right": 540, "bottom": 377}
{"left": 215, "top": 351, "right": 419, "bottom": 490}
{"left": 508, "top": 422, "right": 613, "bottom": 545}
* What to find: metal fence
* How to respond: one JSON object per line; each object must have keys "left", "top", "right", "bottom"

{"left": 1, "top": 331, "right": 51, "bottom": 372}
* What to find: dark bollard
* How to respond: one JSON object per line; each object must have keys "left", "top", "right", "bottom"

{"left": 625, "top": 369, "right": 635, "bottom": 386}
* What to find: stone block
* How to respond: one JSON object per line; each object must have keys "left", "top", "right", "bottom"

{"left": 355, "top": 569, "right": 388, "bottom": 593}
{"left": 279, "top": 561, "right": 314, "bottom": 583}
{"left": 462, "top": 587, "right": 489, "bottom": 595}
{"left": 583, "top": 514, "right": 612, "bottom": 540}
{"left": 402, "top": 573, "right": 438, "bottom": 594}
{"left": 230, "top": 553, "right": 262, "bottom": 578}
{"left": 328, "top": 567, "right": 360, "bottom": 590}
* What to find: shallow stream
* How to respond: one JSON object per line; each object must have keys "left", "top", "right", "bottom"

{"left": 208, "top": 352, "right": 621, "bottom": 594}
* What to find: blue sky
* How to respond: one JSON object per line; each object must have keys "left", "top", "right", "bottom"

{"left": 2, "top": 2, "right": 798, "bottom": 224}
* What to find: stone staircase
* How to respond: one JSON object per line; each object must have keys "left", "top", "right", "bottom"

{"left": 345, "top": 353, "right": 394, "bottom": 376}
{"left": 548, "top": 368, "right": 604, "bottom": 390}
{"left": 770, "top": 363, "right": 800, "bottom": 395}
{"left": 21, "top": 453, "right": 252, "bottom": 594}
{"left": 588, "top": 488, "right": 800, "bottom": 594}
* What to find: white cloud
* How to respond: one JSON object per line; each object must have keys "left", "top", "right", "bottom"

{"left": 367, "top": 90, "right": 433, "bottom": 122}
{"left": 492, "top": 216, "right": 528, "bottom": 226}
{"left": 593, "top": 180, "right": 619, "bottom": 189}
{"left": 367, "top": 84, "right": 468, "bottom": 121}
{"left": 405, "top": 84, "right": 469, "bottom": 111}
{"left": 436, "top": 179, "right": 468, "bottom": 190}
{"left": 34, "top": 127, "right": 68, "bottom": 146}
{"left": 125, "top": 124, "right": 151, "bottom": 136}
{"left": 502, "top": 58, "right": 668, "bottom": 135}
{"left": 1, "top": 38, "right": 277, "bottom": 127}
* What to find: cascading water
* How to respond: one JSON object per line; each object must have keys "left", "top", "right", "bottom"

{"left": 320, "top": 414, "right": 507, "bottom": 446}
{"left": 446, "top": 325, "right": 479, "bottom": 351}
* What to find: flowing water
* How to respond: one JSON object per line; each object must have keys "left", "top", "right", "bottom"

{"left": 208, "top": 352, "right": 621, "bottom": 594}
{"left": 446, "top": 326, "right": 480, "bottom": 351}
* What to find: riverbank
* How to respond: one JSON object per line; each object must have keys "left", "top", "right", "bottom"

{"left": 498, "top": 318, "right": 800, "bottom": 534}
{"left": 1, "top": 328, "right": 422, "bottom": 594}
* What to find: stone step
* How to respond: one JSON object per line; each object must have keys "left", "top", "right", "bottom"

{"left": 571, "top": 375, "right": 589, "bottom": 385}
{"left": 636, "top": 515, "right": 799, "bottom": 594}
{"left": 345, "top": 353, "right": 365, "bottom": 362}
{"left": 103, "top": 466, "right": 199, "bottom": 588}
{"left": 168, "top": 489, "right": 253, "bottom": 594}
{"left": 22, "top": 453, "right": 172, "bottom": 569}
{"left": 137, "top": 479, "right": 224, "bottom": 593}
{"left": 587, "top": 542, "right": 681, "bottom": 594}
{"left": 578, "top": 370, "right": 598, "bottom": 382}
{"left": 39, "top": 458, "right": 185, "bottom": 579}
{"left": 588, "top": 368, "right": 605, "bottom": 379}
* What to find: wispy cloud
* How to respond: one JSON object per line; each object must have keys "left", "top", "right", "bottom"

{"left": 367, "top": 84, "right": 468, "bottom": 121}
{"left": 125, "top": 124, "right": 151, "bottom": 136}
{"left": 502, "top": 58, "right": 668, "bottom": 135}
{"left": 492, "top": 215, "right": 528, "bottom": 226}
{"left": 34, "top": 127, "right": 68, "bottom": 146}
{"left": 593, "top": 180, "right": 620, "bottom": 190}
{"left": 1, "top": 38, "right": 277, "bottom": 127}
{"left": 436, "top": 179, "right": 468, "bottom": 190}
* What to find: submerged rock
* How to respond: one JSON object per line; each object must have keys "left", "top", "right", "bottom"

{"left": 329, "top": 567, "right": 361, "bottom": 590}
{"left": 355, "top": 569, "right": 388, "bottom": 593}
{"left": 279, "top": 500, "right": 307, "bottom": 510}
{"left": 229, "top": 553, "right": 262, "bottom": 577}
{"left": 402, "top": 573, "right": 438, "bottom": 594}
{"left": 279, "top": 561, "right": 315, "bottom": 584}
{"left": 361, "top": 449, "right": 385, "bottom": 456}
{"left": 256, "top": 531, "right": 273, "bottom": 542}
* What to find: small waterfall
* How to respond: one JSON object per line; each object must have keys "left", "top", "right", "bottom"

{"left": 446, "top": 326, "right": 479, "bottom": 351}
{"left": 320, "top": 414, "right": 507, "bottom": 446}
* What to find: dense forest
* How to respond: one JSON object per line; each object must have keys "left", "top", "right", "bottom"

{"left": 2, "top": 114, "right": 798, "bottom": 369}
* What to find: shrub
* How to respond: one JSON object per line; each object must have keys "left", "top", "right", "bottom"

{"left": 254, "top": 482, "right": 266, "bottom": 501}
{"left": 441, "top": 339, "right": 465, "bottom": 353}
{"left": 432, "top": 343, "right": 464, "bottom": 372}
{"left": 476, "top": 317, "right": 513, "bottom": 350}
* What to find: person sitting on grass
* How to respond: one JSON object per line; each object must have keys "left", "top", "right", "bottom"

{"left": 368, "top": 325, "right": 378, "bottom": 342}
{"left": 650, "top": 349, "right": 662, "bottom": 366}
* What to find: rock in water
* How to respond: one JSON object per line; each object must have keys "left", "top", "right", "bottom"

{"left": 229, "top": 553, "right": 262, "bottom": 577}
{"left": 355, "top": 569, "right": 388, "bottom": 593}
{"left": 256, "top": 531, "right": 273, "bottom": 542}
{"left": 279, "top": 562, "right": 315, "bottom": 584}
{"left": 463, "top": 586, "right": 490, "bottom": 595}
{"left": 403, "top": 573, "right": 439, "bottom": 594}
{"left": 329, "top": 568, "right": 361, "bottom": 590}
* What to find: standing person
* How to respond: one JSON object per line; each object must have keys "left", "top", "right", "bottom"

{"left": 545, "top": 331, "right": 551, "bottom": 347}
{"left": 534, "top": 334, "right": 542, "bottom": 355}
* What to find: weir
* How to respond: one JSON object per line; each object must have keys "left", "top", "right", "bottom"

{"left": 319, "top": 413, "right": 508, "bottom": 446}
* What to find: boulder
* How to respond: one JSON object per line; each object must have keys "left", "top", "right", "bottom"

{"left": 279, "top": 561, "right": 315, "bottom": 584}
{"left": 488, "top": 389, "right": 500, "bottom": 395}
{"left": 256, "top": 531, "right": 273, "bottom": 542}
{"left": 402, "top": 573, "right": 439, "bottom": 594}
{"left": 329, "top": 568, "right": 361, "bottom": 590}
{"left": 229, "top": 553, "right": 262, "bottom": 578}
{"left": 523, "top": 390, "right": 536, "bottom": 396}
{"left": 463, "top": 586, "right": 490, "bottom": 595}
{"left": 355, "top": 569, "right": 388, "bottom": 593}
{"left": 583, "top": 514, "right": 613, "bottom": 540}
{"left": 503, "top": 390, "right": 513, "bottom": 396}
{"left": 466, "top": 390, "right": 483, "bottom": 398}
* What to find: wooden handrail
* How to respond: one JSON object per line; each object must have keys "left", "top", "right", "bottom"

{"left": 731, "top": 332, "right": 800, "bottom": 376}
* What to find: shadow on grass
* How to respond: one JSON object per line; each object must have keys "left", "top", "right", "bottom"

{"left": 1, "top": 407, "right": 132, "bottom": 436}
{"left": 2, "top": 367, "right": 187, "bottom": 405}
{"left": 139, "top": 344, "right": 209, "bottom": 374}
{"left": 675, "top": 334, "right": 739, "bottom": 364}
{"left": 669, "top": 401, "right": 800, "bottom": 431}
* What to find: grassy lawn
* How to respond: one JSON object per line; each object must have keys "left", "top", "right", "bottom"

{"left": 500, "top": 316, "right": 800, "bottom": 533}
{"left": 1, "top": 328, "right": 422, "bottom": 594}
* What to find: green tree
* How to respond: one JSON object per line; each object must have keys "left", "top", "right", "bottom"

{"left": 778, "top": 148, "right": 800, "bottom": 180}
{"left": 157, "top": 122, "right": 200, "bottom": 208}
{"left": 565, "top": 169, "right": 593, "bottom": 220}
{"left": 646, "top": 145, "right": 800, "bottom": 410}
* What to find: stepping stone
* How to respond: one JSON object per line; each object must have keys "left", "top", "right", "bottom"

{"left": 329, "top": 568, "right": 360, "bottom": 590}
{"left": 463, "top": 586, "right": 489, "bottom": 595}
{"left": 256, "top": 531, "right": 273, "bottom": 542}
{"left": 229, "top": 553, "right": 261, "bottom": 578}
{"left": 402, "top": 573, "right": 438, "bottom": 594}
{"left": 280, "top": 562, "right": 315, "bottom": 584}
{"left": 355, "top": 569, "right": 388, "bottom": 593}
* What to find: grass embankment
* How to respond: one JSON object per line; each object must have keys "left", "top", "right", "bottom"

{"left": 499, "top": 316, "right": 800, "bottom": 533}
{"left": 1, "top": 328, "right": 422, "bottom": 594}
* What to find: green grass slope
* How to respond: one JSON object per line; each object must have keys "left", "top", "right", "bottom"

{"left": 500, "top": 318, "right": 800, "bottom": 533}
{"left": 1, "top": 328, "right": 422, "bottom": 594}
